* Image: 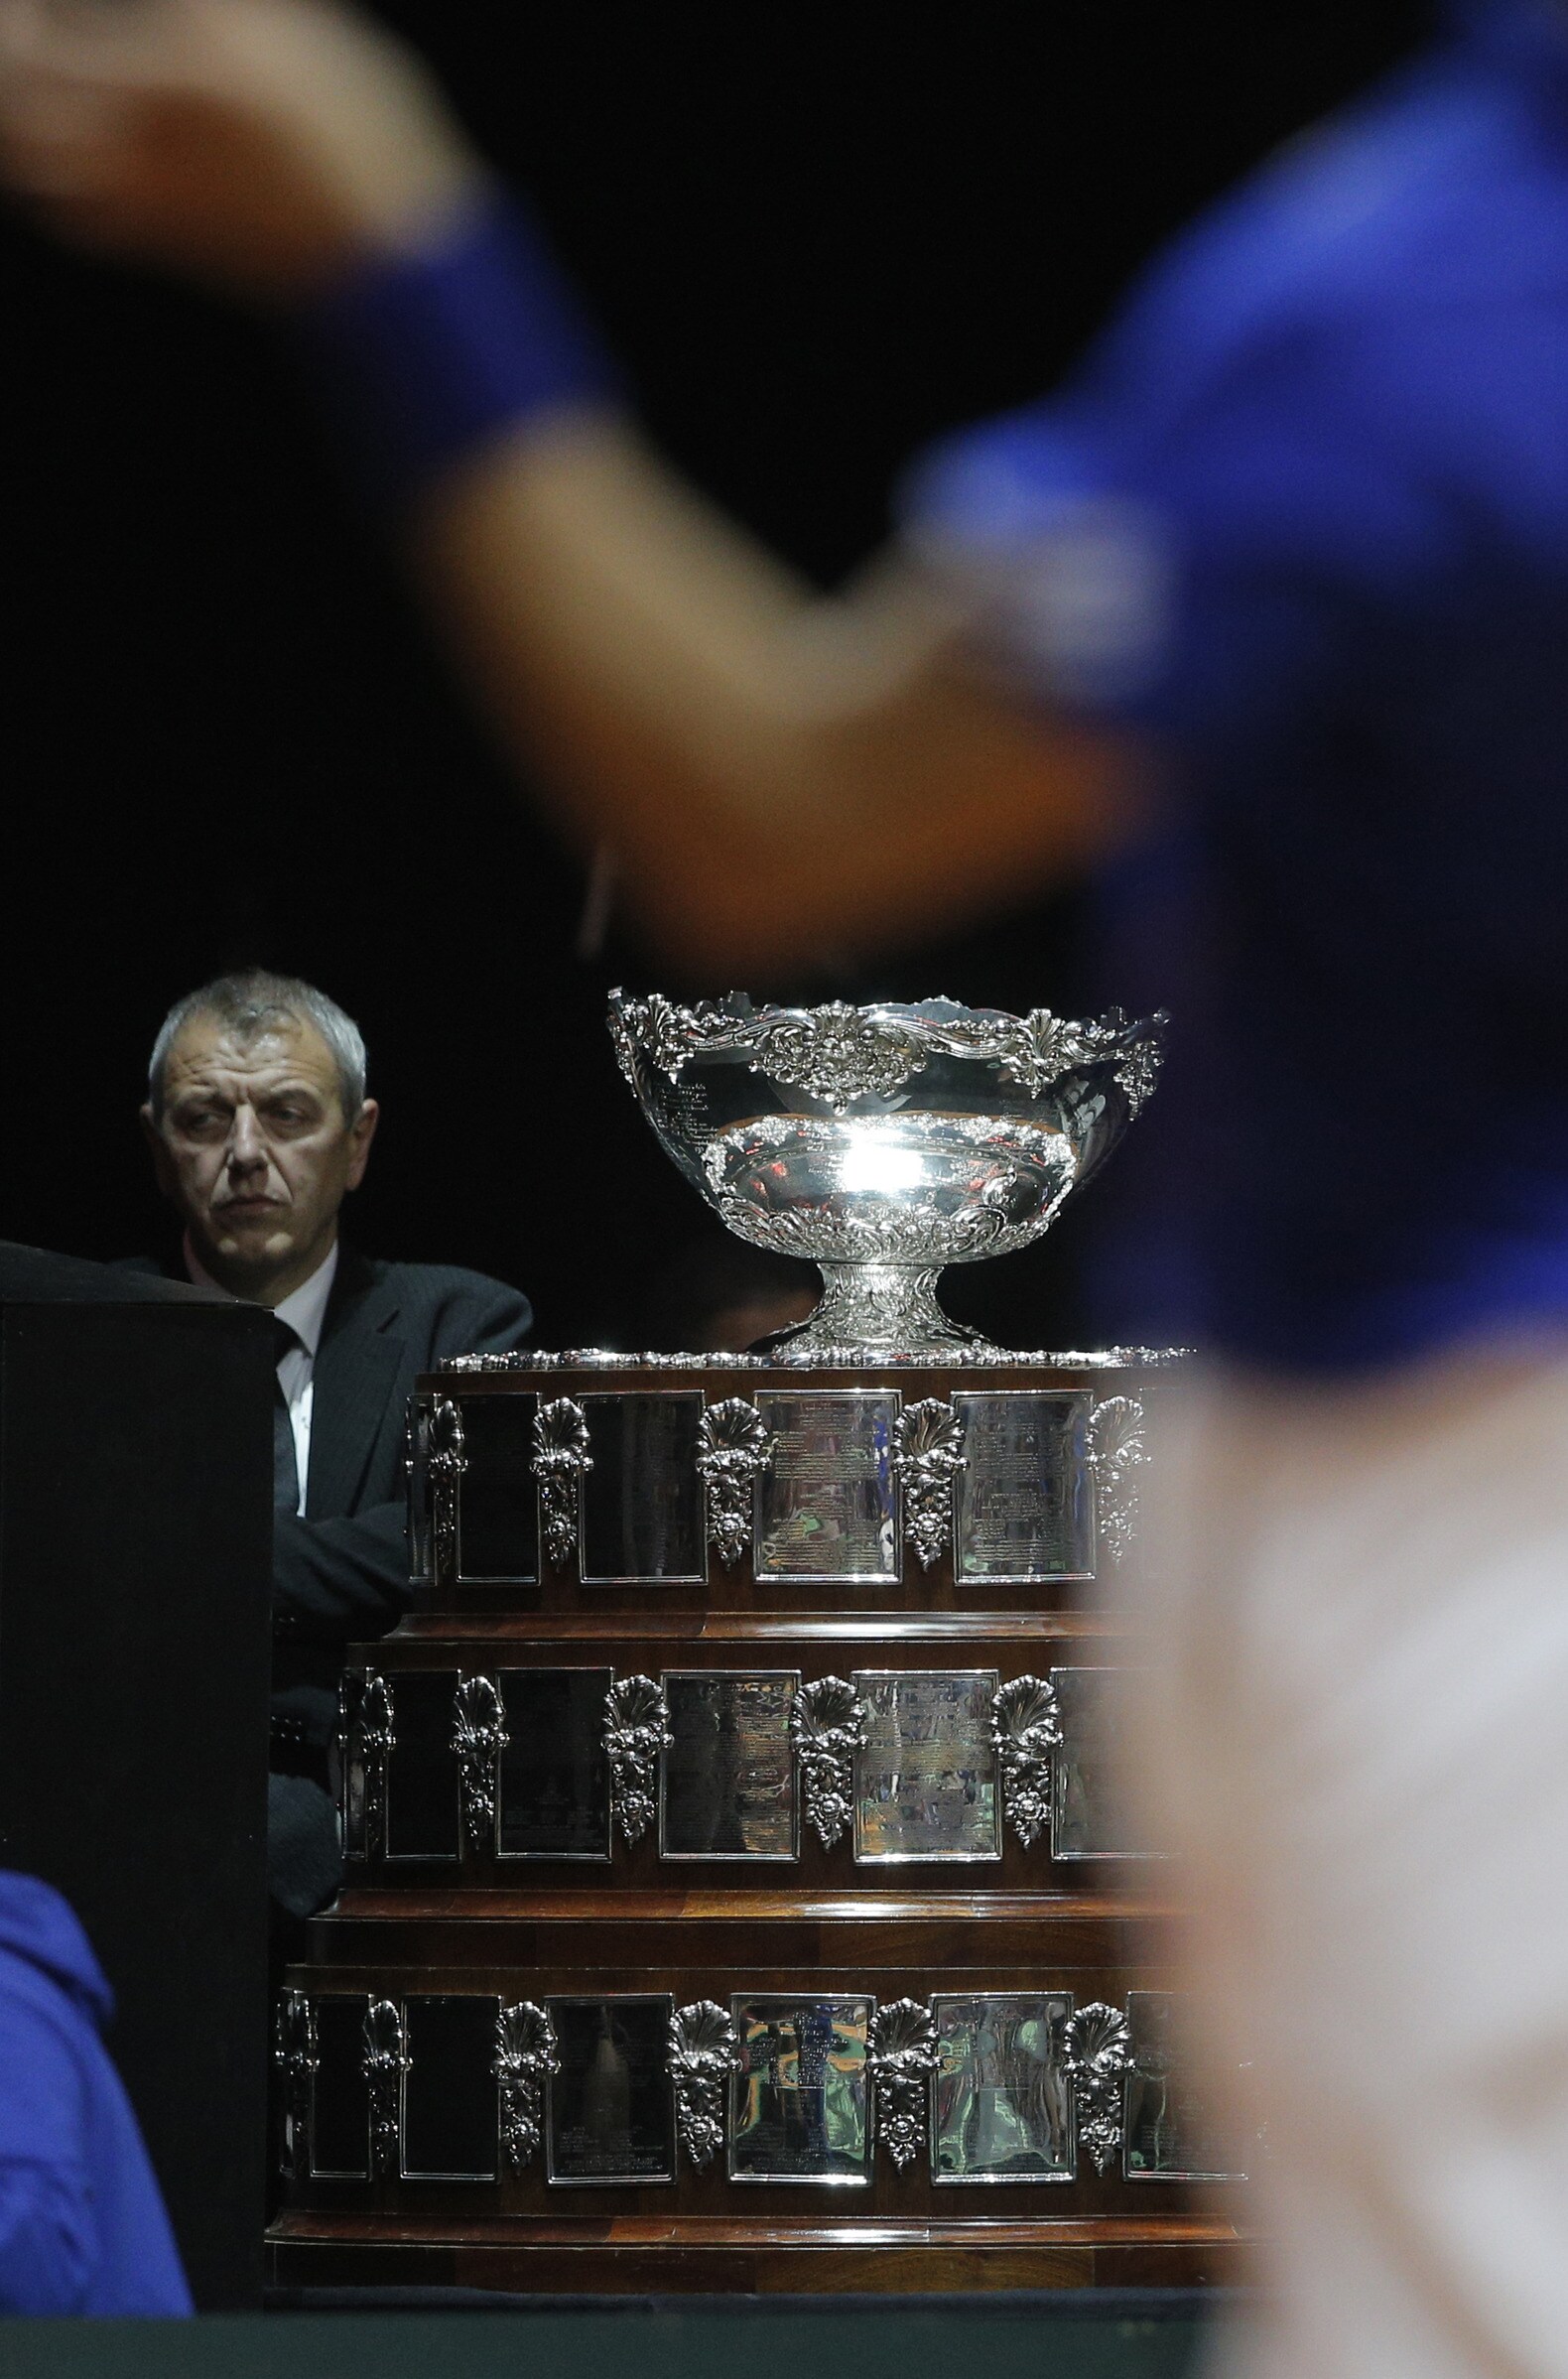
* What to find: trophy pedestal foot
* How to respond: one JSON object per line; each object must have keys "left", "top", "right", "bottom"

{"left": 758, "top": 1264, "right": 1002, "bottom": 1362}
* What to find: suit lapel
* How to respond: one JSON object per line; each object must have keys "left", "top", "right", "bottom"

{"left": 306, "top": 1245, "right": 406, "bottom": 1519}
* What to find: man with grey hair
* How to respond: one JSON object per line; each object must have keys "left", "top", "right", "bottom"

{"left": 128, "top": 968, "right": 533, "bottom": 1922}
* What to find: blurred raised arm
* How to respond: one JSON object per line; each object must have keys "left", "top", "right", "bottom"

{"left": 0, "top": 0, "right": 1145, "bottom": 971}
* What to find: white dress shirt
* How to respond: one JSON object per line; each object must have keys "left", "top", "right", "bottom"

{"left": 185, "top": 1237, "right": 338, "bottom": 1518}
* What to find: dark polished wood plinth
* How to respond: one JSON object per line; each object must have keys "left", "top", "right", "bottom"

{"left": 267, "top": 2210, "right": 1247, "bottom": 2295}
{"left": 268, "top": 1354, "right": 1244, "bottom": 2294}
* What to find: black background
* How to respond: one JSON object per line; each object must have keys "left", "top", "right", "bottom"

{"left": 1, "top": 1, "right": 1425, "bottom": 1349}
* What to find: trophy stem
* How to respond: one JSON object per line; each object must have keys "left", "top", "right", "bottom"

{"left": 763, "top": 1262, "right": 998, "bottom": 1359}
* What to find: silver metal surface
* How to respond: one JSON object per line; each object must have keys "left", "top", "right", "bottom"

{"left": 852, "top": 1670, "right": 1001, "bottom": 1864}
{"left": 990, "top": 1674, "right": 1062, "bottom": 1851}
{"left": 892, "top": 1398, "right": 965, "bottom": 1569}
{"left": 867, "top": 1998, "right": 940, "bottom": 2172}
{"left": 495, "top": 2000, "right": 559, "bottom": 2172}
{"left": 544, "top": 1994, "right": 676, "bottom": 2186}
{"left": 608, "top": 991, "right": 1164, "bottom": 1357}
{"left": 362, "top": 1999, "right": 409, "bottom": 2180}
{"left": 753, "top": 1391, "right": 898, "bottom": 1583}
{"left": 696, "top": 1397, "right": 776, "bottom": 1566}
{"left": 1063, "top": 2002, "right": 1133, "bottom": 2177}
{"left": 931, "top": 1993, "right": 1074, "bottom": 2184}
{"left": 790, "top": 1675, "right": 869, "bottom": 1850}
{"left": 453, "top": 1674, "right": 507, "bottom": 1854}
{"left": 578, "top": 1391, "right": 706, "bottom": 1585}
{"left": 1123, "top": 1991, "right": 1246, "bottom": 2183}
{"left": 1051, "top": 1666, "right": 1159, "bottom": 1861}
{"left": 357, "top": 1671, "right": 394, "bottom": 1862}
{"left": 669, "top": 2000, "right": 741, "bottom": 2170}
{"left": 531, "top": 1395, "right": 591, "bottom": 1570}
{"left": 603, "top": 1674, "right": 674, "bottom": 1847}
{"left": 951, "top": 1390, "right": 1092, "bottom": 1584}
{"left": 274, "top": 1990, "right": 317, "bottom": 2181}
{"left": 404, "top": 1396, "right": 433, "bottom": 1584}
{"left": 398, "top": 1998, "right": 499, "bottom": 2183}
{"left": 426, "top": 1397, "right": 466, "bottom": 1579}
{"left": 445, "top": 1346, "right": 1187, "bottom": 1373}
{"left": 727, "top": 1994, "right": 873, "bottom": 2185}
{"left": 495, "top": 1667, "right": 614, "bottom": 1863}
{"left": 659, "top": 1671, "right": 798, "bottom": 1861}
{"left": 1087, "top": 1392, "right": 1148, "bottom": 1565}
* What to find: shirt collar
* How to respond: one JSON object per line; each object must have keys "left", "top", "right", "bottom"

{"left": 184, "top": 1235, "right": 339, "bottom": 1358}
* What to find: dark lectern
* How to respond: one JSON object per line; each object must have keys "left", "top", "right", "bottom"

{"left": 0, "top": 1242, "right": 273, "bottom": 2309}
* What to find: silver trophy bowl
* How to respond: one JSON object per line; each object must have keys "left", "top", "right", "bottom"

{"left": 608, "top": 991, "right": 1165, "bottom": 1359}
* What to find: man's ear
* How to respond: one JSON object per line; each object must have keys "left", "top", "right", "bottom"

{"left": 344, "top": 1099, "right": 380, "bottom": 1193}
{"left": 139, "top": 1105, "right": 178, "bottom": 1202}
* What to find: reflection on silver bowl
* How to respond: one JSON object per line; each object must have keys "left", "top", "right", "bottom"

{"left": 608, "top": 992, "right": 1164, "bottom": 1359}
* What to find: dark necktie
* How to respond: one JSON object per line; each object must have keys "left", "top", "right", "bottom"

{"left": 272, "top": 1316, "right": 302, "bottom": 1515}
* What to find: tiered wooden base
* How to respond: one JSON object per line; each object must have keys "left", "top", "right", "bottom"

{"left": 266, "top": 1355, "right": 1248, "bottom": 2295}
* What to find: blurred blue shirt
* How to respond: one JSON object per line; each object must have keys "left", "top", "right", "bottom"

{"left": 907, "top": 0, "right": 1568, "bottom": 1369}
{"left": 0, "top": 1873, "right": 192, "bottom": 2317}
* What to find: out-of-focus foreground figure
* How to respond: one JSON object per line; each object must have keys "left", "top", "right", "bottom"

{"left": 8, "top": 2, "right": 1568, "bottom": 2369}
{"left": 0, "top": 1873, "right": 191, "bottom": 2315}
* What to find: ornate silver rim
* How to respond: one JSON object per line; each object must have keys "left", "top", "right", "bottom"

{"left": 445, "top": 1347, "right": 1189, "bottom": 1373}
{"left": 609, "top": 991, "right": 1164, "bottom": 1116}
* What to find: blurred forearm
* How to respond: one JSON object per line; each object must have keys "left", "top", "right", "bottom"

{"left": 413, "top": 419, "right": 1142, "bottom": 972}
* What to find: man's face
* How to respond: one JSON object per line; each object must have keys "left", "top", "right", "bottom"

{"left": 143, "top": 1012, "right": 378, "bottom": 1302}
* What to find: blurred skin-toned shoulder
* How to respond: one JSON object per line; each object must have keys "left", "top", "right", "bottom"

{"left": 0, "top": 0, "right": 1147, "bottom": 973}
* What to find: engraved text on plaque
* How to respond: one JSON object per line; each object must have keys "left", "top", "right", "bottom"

{"left": 753, "top": 1393, "right": 897, "bottom": 1583}
{"left": 852, "top": 1670, "right": 1001, "bottom": 1863}
{"left": 952, "top": 1392, "right": 1091, "bottom": 1583}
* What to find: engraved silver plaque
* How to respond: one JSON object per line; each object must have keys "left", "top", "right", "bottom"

{"left": 581, "top": 1392, "right": 706, "bottom": 1584}
{"left": 952, "top": 1391, "right": 1092, "bottom": 1583}
{"left": 454, "top": 1392, "right": 539, "bottom": 1583}
{"left": 659, "top": 1671, "right": 798, "bottom": 1860}
{"left": 399, "top": 1995, "right": 499, "bottom": 2182}
{"left": 1124, "top": 1992, "right": 1245, "bottom": 2182}
{"left": 383, "top": 1668, "right": 460, "bottom": 1862}
{"left": 545, "top": 1995, "right": 675, "bottom": 2185}
{"left": 496, "top": 1668, "right": 613, "bottom": 1861}
{"left": 1051, "top": 1666, "right": 1155, "bottom": 1860}
{"left": 753, "top": 1392, "right": 897, "bottom": 1583}
{"left": 852, "top": 1670, "right": 1001, "bottom": 1863}
{"left": 728, "top": 1995, "right": 872, "bottom": 2184}
{"left": 309, "top": 1995, "right": 371, "bottom": 2181}
{"left": 931, "top": 1993, "right": 1074, "bottom": 2183}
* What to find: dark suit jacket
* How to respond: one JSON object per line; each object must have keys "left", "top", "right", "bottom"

{"left": 267, "top": 1244, "right": 533, "bottom": 1737}
{"left": 117, "top": 1244, "right": 533, "bottom": 1913}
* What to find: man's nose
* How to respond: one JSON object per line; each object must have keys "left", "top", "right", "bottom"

{"left": 226, "top": 1105, "right": 267, "bottom": 1168}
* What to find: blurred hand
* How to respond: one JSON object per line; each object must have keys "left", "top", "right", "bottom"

{"left": 0, "top": 0, "right": 485, "bottom": 295}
